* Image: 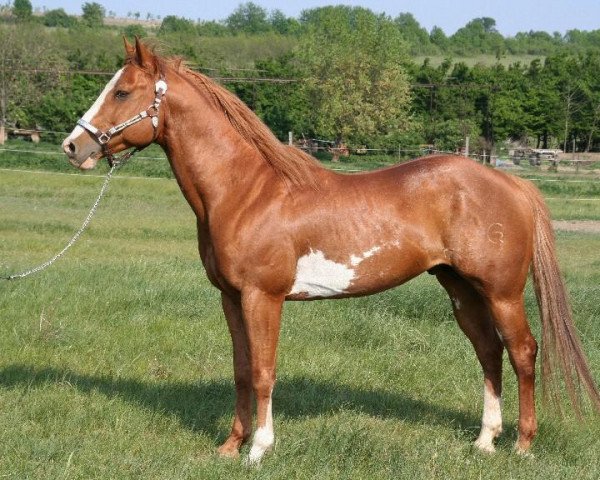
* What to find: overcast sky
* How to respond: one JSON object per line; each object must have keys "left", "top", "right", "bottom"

{"left": 31, "top": 0, "right": 600, "bottom": 36}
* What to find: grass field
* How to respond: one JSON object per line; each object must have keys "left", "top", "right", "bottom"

{"left": 1, "top": 149, "right": 600, "bottom": 478}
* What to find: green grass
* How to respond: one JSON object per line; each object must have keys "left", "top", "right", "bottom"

{"left": 1, "top": 155, "right": 600, "bottom": 478}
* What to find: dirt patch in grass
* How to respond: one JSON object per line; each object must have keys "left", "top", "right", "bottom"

{"left": 553, "top": 220, "right": 600, "bottom": 234}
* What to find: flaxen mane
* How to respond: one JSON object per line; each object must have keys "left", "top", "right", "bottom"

{"left": 156, "top": 54, "right": 320, "bottom": 189}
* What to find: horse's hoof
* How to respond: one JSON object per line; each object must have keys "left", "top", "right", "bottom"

{"left": 217, "top": 444, "right": 240, "bottom": 459}
{"left": 514, "top": 443, "right": 535, "bottom": 458}
{"left": 474, "top": 439, "right": 496, "bottom": 454}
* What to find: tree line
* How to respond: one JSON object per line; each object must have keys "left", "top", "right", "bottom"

{"left": 1, "top": 2, "right": 600, "bottom": 155}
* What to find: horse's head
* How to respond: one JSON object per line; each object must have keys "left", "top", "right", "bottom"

{"left": 62, "top": 38, "right": 167, "bottom": 169}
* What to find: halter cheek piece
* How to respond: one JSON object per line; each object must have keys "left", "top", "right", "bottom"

{"left": 77, "top": 75, "right": 168, "bottom": 167}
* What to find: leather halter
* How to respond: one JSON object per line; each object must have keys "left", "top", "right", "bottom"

{"left": 77, "top": 75, "right": 168, "bottom": 167}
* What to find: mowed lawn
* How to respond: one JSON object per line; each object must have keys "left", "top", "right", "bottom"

{"left": 1, "top": 168, "right": 599, "bottom": 479}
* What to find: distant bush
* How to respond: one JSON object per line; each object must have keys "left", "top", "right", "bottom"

{"left": 158, "top": 16, "right": 196, "bottom": 36}
{"left": 123, "top": 24, "right": 146, "bottom": 39}
{"left": 43, "top": 9, "right": 77, "bottom": 28}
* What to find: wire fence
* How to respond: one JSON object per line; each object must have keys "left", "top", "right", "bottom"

{"left": 1, "top": 143, "right": 598, "bottom": 175}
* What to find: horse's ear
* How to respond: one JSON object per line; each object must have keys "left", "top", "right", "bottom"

{"left": 123, "top": 36, "right": 135, "bottom": 59}
{"left": 134, "top": 36, "right": 156, "bottom": 72}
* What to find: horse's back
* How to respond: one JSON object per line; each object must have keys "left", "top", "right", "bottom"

{"left": 335, "top": 154, "right": 536, "bottom": 294}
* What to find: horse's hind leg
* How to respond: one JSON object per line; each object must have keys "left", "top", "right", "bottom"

{"left": 435, "top": 268, "right": 505, "bottom": 453}
{"left": 486, "top": 296, "right": 538, "bottom": 454}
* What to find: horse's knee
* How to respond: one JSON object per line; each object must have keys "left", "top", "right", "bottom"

{"left": 252, "top": 368, "right": 275, "bottom": 395}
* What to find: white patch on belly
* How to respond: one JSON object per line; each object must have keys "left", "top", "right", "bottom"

{"left": 290, "top": 246, "right": 382, "bottom": 298}
{"left": 65, "top": 68, "right": 124, "bottom": 141}
{"left": 290, "top": 250, "right": 355, "bottom": 297}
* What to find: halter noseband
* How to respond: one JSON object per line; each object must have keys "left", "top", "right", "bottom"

{"left": 77, "top": 75, "right": 168, "bottom": 167}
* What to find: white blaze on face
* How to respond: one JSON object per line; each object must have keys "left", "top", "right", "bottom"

{"left": 64, "top": 68, "right": 124, "bottom": 143}
{"left": 474, "top": 383, "right": 503, "bottom": 453}
{"left": 289, "top": 246, "right": 382, "bottom": 298}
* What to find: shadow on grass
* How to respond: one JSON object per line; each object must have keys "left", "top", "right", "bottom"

{"left": 0, "top": 364, "right": 480, "bottom": 442}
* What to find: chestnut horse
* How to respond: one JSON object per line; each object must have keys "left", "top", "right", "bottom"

{"left": 62, "top": 39, "right": 600, "bottom": 463}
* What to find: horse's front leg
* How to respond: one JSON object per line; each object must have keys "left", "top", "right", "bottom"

{"left": 241, "top": 288, "right": 284, "bottom": 464}
{"left": 218, "top": 292, "right": 253, "bottom": 458}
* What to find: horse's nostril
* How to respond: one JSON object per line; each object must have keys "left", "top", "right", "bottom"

{"left": 68, "top": 142, "right": 76, "bottom": 153}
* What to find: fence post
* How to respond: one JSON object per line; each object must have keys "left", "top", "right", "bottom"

{"left": 288, "top": 131, "right": 293, "bottom": 146}
{"left": 0, "top": 124, "right": 5, "bottom": 145}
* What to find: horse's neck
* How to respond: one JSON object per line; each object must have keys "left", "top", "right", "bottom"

{"left": 159, "top": 84, "right": 281, "bottom": 221}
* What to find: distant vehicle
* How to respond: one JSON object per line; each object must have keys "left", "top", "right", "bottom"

{"left": 510, "top": 148, "right": 562, "bottom": 166}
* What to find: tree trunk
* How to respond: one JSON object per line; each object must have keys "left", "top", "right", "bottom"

{"left": 542, "top": 131, "right": 548, "bottom": 149}
{"left": 0, "top": 89, "right": 5, "bottom": 145}
{"left": 585, "top": 103, "right": 600, "bottom": 152}
{"left": 0, "top": 85, "right": 5, "bottom": 145}
{"left": 563, "top": 115, "right": 569, "bottom": 153}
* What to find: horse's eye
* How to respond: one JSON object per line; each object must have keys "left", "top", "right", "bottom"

{"left": 115, "top": 90, "right": 129, "bottom": 100}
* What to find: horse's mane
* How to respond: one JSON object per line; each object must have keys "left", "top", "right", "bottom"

{"left": 157, "top": 56, "right": 320, "bottom": 189}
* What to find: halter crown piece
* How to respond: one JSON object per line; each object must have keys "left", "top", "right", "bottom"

{"left": 77, "top": 75, "right": 168, "bottom": 167}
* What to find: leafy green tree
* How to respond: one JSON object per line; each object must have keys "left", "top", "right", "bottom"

{"left": 158, "top": 15, "right": 196, "bottom": 36}
{"left": 36, "top": 74, "right": 104, "bottom": 136}
{"left": 523, "top": 58, "right": 562, "bottom": 148}
{"left": 13, "top": 0, "right": 32, "bottom": 21}
{"left": 230, "top": 54, "right": 310, "bottom": 139}
{"left": 430, "top": 26, "right": 449, "bottom": 51}
{"left": 298, "top": 6, "right": 412, "bottom": 147}
{"left": 269, "top": 9, "right": 300, "bottom": 35}
{"left": 564, "top": 29, "right": 600, "bottom": 52}
{"left": 578, "top": 53, "right": 600, "bottom": 151}
{"left": 226, "top": 2, "right": 270, "bottom": 34}
{"left": 451, "top": 17, "right": 505, "bottom": 55}
{"left": 43, "top": 8, "right": 77, "bottom": 28}
{"left": 542, "top": 54, "right": 586, "bottom": 151}
{"left": 0, "top": 23, "right": 64, "bottom": 132}
{"left": 197, "top": 20, "right": 228, "bottom": 36}
{"left": 394, "top": 13, "right": 436, "bottom": 55}
{"left": 54, "top": 27, "right": 123, "bottom": 70}
{"left": 81, "top": 2, "right": 105, "bottom": 28}
{"left": 123, "top": 24, "right": 146, "bottom": 39}
{"left": 506, "top": 30, "right": 559, "bottom": 55}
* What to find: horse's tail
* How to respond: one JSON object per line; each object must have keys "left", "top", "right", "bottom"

{"left": 514, "top": 177, "right": 600, "bottom": 415}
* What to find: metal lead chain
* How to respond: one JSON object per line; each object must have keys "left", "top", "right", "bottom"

{"left": 2, "top": 164, "right": 119, "bottom": 281}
